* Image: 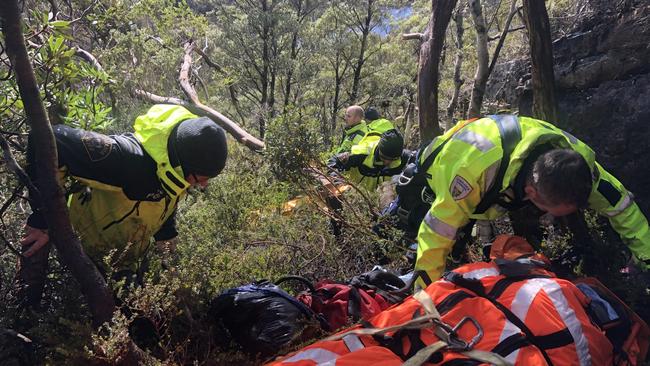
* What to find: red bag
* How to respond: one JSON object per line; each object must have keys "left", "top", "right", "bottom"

{"left": 296, "top": 280, "right": 392, "bottom": 331}
{"left": 279, "top": 269, "right": 407, "bottom": 332}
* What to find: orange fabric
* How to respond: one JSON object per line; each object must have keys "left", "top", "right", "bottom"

{"left": 489, "top": 234, "right": 536, "bottom": 260}
{"left": 574, "top": 277, "right": 650, "bottom": 365}
{"left": 333, "top": 346, "right": 403, "bottom": 366}
{"left": 269, "top": 237, "right": 617, "bottom": 366}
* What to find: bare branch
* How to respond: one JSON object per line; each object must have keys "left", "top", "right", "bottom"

{"left": 488, "top": 25, "right": 525, "bottom": 42}
{"left": 144, "top": 35, "right": 172, "bottom": 50}
{"left": 0, "top": 134, "right": 38, "bottom": 198}
{"left": 446, "top": 7, "right": 465, "bottom": 125}
{"left": 74, "top": 47, "right": 105, "bottom": 73}
{"left": 132, "top": 89, "right": 184, "bottom": 105}
{"left": 179, "top": 42, "right": 200, "bottom": 104}
{"left": 136, "top": 41, "right": 265, "bottom": 151}
{"left": 488, "top": 2, "right": 522, "bottom": 76}
{"left": 194, "top": 47, "right": 226, "bottom": 74}
{"left": 134, "top": 88, "right": 264, "bottom": 151}
{"left": 402, "top": 32, "right": 425, "bottom": 41}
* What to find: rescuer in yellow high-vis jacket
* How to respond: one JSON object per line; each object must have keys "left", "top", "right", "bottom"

{"left": 328, "top": 129, "right": 411, "bottom": 192}
{"left": 334, "top": 105, "right": 369, "bottom": 154}
{"left": 415, "top": 115, "right": 650, "bottom": 283}
{"left": 16, "top": 104, "right": 228, "bottom": 306}
{"left": 364, "top": 107, "right": 396, "bottom": 135}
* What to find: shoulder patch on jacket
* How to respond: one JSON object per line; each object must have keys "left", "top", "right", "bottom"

{"left": 81, "top": 131, "right": 113, "bottom": 162}
{"left": 450, "top": 175, "right": 473, "bottom": 200}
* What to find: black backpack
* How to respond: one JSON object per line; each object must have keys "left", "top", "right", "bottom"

{"left": 209, "top": 281, "right": 322, "bottom": 356}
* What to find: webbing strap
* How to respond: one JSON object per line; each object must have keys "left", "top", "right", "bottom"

{"left": 323, "top": 313, "right": 440, "bottom": 342}
{"left": 401, "top": 341, "right": 448, "bottom": 366}
{"left": 444, "top": 273, "right": 558, "bottom": 366}
{"left": 416, "top": 119, "right": 478, "bottom": 182}
{"left": 407, "top": 291, "right": 512, "bottom": 366}
{"left": 461, "top": 349, "right": 512, "bottom": 366}
{"left": 474, "top": 115, "right": 522, "bottom": 214}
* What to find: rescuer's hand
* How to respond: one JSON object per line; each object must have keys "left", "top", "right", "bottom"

{"left": 20, "top": 225, "right": 49, "bottom": 257}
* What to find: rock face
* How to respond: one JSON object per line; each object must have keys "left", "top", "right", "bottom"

{"left": 487, "top": 0, "right": 650, "bottom": 215}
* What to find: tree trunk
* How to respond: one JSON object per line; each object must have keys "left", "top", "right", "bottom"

{"left": 258, "top": 0, "right": 271, "bottom": 138}
{"left": 446, "top": 6, "right": 465, "bottom": 128}
{"left": 417, "top": 0, "right": 457, "bottom": 143}
{"left": 403, "top": 97, "right": 416, "bottom": 147}
{"left": 0, "top": 0, "right": 115, "bottom": 327}
{"left": 466, "top": 0, "right": 489, "bottom": 118}
{"left": 522, "top": 0, "right": 557, "bottom": 121}
{"left": 350, "top": 0, "right": 373, "bottom": 103}
{"left": 330, "top": 48, "right": 346, "bottom": 140}
{"left": 283, "top": 31, "right": 299, "bottom": 110}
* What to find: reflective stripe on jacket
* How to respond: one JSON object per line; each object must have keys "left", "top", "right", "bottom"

{"left": 69, "top": 105, "right": 196, "bottom": 270}
{"left": 416, "top": 115, "right": 650, "bottom": 281}
{"left": 267, "top": 261, "right": 613, "bottom": 366}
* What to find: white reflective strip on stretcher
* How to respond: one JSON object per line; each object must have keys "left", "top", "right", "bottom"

{"left": 342, "top": 334, "right": 364, "bottom": 352}
{"left": 459, "top": 267, "right": 500, "bottom": 280}
{"left": 283, "top": 348, "right": 339, "bottom": 365}
{"left": 498, "top": 278, "right": 592, "bottom": 365}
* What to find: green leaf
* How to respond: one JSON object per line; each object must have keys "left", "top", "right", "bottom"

{"left": 50, "top": 20, "right": 71, "bottom": 28}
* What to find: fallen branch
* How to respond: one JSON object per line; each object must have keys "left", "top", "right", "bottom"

{"left": 135, "top": 41, "right": 265, "bottom": 152}
{"left": 402, "top": 32, "right": 425, "bottom": 41}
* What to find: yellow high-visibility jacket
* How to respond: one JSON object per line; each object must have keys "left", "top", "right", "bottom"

{"left": 335, "top": 122, "right": 368, "bottom": 154}
{"left": 367, "top": 118, "right": 395, "bottom": 135}
{"left": 416, "top": 115, "right": 650, "bottom": 281}
{"left": 28, "top": 105, "right": 197, "bottom": 270}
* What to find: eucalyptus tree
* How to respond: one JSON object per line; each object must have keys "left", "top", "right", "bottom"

{"left": 211, "top": 0, "right": 326, "bottom": 138}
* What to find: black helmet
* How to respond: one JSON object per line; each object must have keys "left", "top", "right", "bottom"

{"left": 364, "top": 107, "right": 380, "bottom": 121}
{"left": 168, "top": 117, "right": 228, "bottom": 178}
{"left": 377, "top": 129, "right": 404, "bottom": 160}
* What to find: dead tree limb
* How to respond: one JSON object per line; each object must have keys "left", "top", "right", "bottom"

{"left": 133, "top": 89, "right": 187, "bottom": 105}
{"left": 0, "top": 0, "right": 115, "bottom": 327}
{"left": 136, "top": 41, "right": 264, "bottom": 152}
{"left": 488, "top": 1, "right": 521, "bottom": 76}
{"left": 179, "top": 42, "right": 199, "bottom": 104}
{"left": 402, "top": 33, "right": 424, "bottom": 40}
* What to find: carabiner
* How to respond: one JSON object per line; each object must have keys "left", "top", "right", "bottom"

{"left": 450, "top": 316, "right": 484, "bottom": 350}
